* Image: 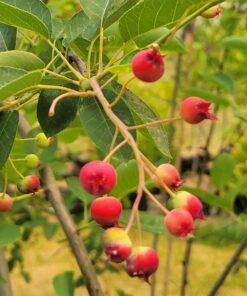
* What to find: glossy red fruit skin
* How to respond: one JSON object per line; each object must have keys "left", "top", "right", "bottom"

{"left": 102, "top": 227, "right": 132, "bottom": 263}
{"left": 180, "top": 97, "right": 217, "bottom": 124}
{"left": 79, "top": 161, "right": 117, "bottom": 196}
{"left": 90, "top": 196, "right": 122, "bottom": 228}
{"left": 156, "top": 164, "right": 184, "bottom": 191}
{"left": 126, "top": 247, "right": 159, "bottom": 282}
{"left": 17, "top": 175, "right": 40, "bottom": 194}
{"left": 132, "top": 48, "right": 164, "bottom": 82}
{"left": 0, "top": 194, "right": 13, "bottom": 212}
{"left": 164, "top": 209, "right": 195, "bottom": 237}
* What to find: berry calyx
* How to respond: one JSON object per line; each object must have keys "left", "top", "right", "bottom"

{"left": 173, "top": 191, "right": 205, "bottom": 220}
{"left": 17, "top": 175, "right": 40, "bottom": 194}
{"left": 25, "top": 154, "right": 40, "bottom": 169}
{"left": 201, "top": 5, "right": 222, "bottom": 18}
{"left": 0, "top": 193, "right": 13, "bottom": 212}
{"left": 164, "top": 209, "right": 195, "bottom": 237}
{"left": 35, "top": 133, "right": 52, "bottom": 148}
{"left": 80, "top": 161, "right": 117, "bottom": 196}
{"left": 132, "top": 48, "right": 165, "bottom": 82}
{"left": 102, "top": 227, "right": 132, "bottom": 263}
{"left": 180, "top": 97, "right": 217, "bottom": 124}
{"left": 155, "top": 164, "right": 184, "bottom": 191}
{"left": 90, "top": 196, "right": 122, "bottom": 228}
{"left": 126, "top": 246, "right": 159, "bottom": 282}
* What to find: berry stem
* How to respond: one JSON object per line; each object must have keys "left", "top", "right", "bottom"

{"left": 8, "top": 158, "right": 24, "bottom": 179}
{"left": 144, "top": 187, "right": 169, "bottom": 215}
{"left": 15, "top": 137, "right": 36, "bottom": 142}
{"left": 43, "top": 69, "right": 80, "bottom": 86}
{"left": 136, "top": 210, "right": 143, "bottom": 245}
{"left": 100, "top": 74, "right": 118, "bottom": 89}
{"left": 48, "top": 92, "right": 80, "bottom": 117}
{"left": 109, "top": 76, "right": 135, "bottom": 108}
{"left": 109, "top": 127, "right": 119, "bottom": 151}
{"left": 128, "top": 117, "right": 181, "bottom": 130}
{"left": 104, "top": 139, "right": 128, "bottom": 162}
{"left": 13, "top": 189, "right": 45, "bottom": 202}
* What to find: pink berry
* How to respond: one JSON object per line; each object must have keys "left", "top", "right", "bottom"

{"left": 132, "top": 48, "right": 165, "bottom": 82}
{"left": 102, "top": 227, "right": 132, "bottom": 263}
{"left": 79, "top": 161, "right": 117, "bottom": 196}
{"left": 0, "top": 193, "right": 13, "bottom": 212}
{"left": 156, "top": 164, "right": 184, "bottom": 191}
{"left": 201, "top": 5, "right": 222, "bottom": 18}
{"left": 164, "top": 209, "right": 195, "bottom": 237}
{"left": 17, "top": 175, "right": 40, "bottom": 194}
{"left": 174, "top": 191, "right": 205, "bottom": 220}
{"left": 90, "top": 196, "right": 122, "bottom": 228}
{"left": 126, "top": 246, "right": 159, "bottom": 282}
{"left": 180, "top": 97, "right": 217, "bottom": 124}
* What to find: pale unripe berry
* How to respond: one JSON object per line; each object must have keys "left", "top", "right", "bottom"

{"left": 17, "top": 175, "right": 40, "bottom": 194}
{"left": 155, "top": 164, "right": 184, "bottom": 190}
{"left": 80, "top": 161, "right": 117, "bottom": 196}
{"left": 173, "top": 191, "right": 205, "bottom": 220}
{"left": 132, "top": 48, "right": 165, "bottom": 82}
{"left": 0, "top": 193, "right": 13, "bottom": 212}
{"left": 24, "top": 154, "right": 40, "bottom": 169}
{"left": 90, "top": 196, "right": 122, "bottom": 228}
{"left": 102, "top": 227, "right": 132, "bottom": 263}
{"left": 164, "top": 209, "right": 194, "bottom": 237}
{"left": 180, "top": 97, "right": 217, "bottom": 124}
{"left": 126, "top": 246, "right": 159, "bottom": 282}
{"left": 35, "top": 133, "right": 51, "bottom": 148}
{"left": 201, "top": 5, "right": 222, "bottom": 18}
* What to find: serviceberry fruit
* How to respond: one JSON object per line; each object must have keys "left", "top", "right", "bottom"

{"left": 156, "top": 164, "right": 184, "bottom": 190}
{"left": 17, "top": 175, "right": 40, "bottom": 194}
{"left": 126, "top": 246, "right": 159, "bottom": 282}
{"left": 80, "top": 161, "right": 117, "bottom": 195}
{"left": 164, "top": 209, "right": 194, "bottom": 237}
{"left": 25, "top": 154, "right": 40, "bottom": 169}
{"left": 102, "top": 227, "right": 132, "bottom": 263}
{"left": 180, "top": 97, "right": 217, "bottom": 124}
{"left": 90, "top": 196, "right": 122, "bottom": 228}
{"left": 201, "top": 5, "right": 222, "bottom": 18}
{"left": 0, "top": 193, "right": 13, "bottom": 212}
{"left": 132, "top": 48, "right": 165, "bottom": 82}
{"left": 36, "top": 133, "right": 52, "bottom": 148}
{"left": 173, "top": 191, "right": 205, "bottom": 220}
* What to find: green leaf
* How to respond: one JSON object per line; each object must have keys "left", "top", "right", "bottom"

{"left": 0, "top": 51, "right": 45, "bottom": 71}
{"left": 0, "top": 111, "right": 19, "bottom": 170}
{"left": 80, "top": 0, "right": 112, "bottom": 24}
{"left": 79, "top": 89, "right": 136, "bottom": 162}
{"left": 119, "top": 0, "right": 217, "bottom": 43}
{"left": 0, "top": 223, "right": 21, "bottom": 247}
{"left": 205, "top": 72, "right": 235, "bottom": 93}
{"left": 0, "top": 68, "right": 42, "bottom": 101}
{"left": 53, "top": 271, "right": 75, "bottom": 296}
{"left": 223, "top": 36, "right": 247, "bottom": 52}
{"left": 182, "top": 87, "right": 230, "bottom": 107}
{"left": 106, "top": 80, "right": 170, "bottom": 158}
{"left": 120, "top": 211, "right": 167, "bottom": 235}
{"left": 0, "top": 0, "right": 52, "bottom": 37}
{"left": 66, "top": 177, "right": 94, "bottom": 205}
{"left": 211, "top": 154, "right": 236, "bottom": 190}
{"left": 37, "top": 89, "right": 78, "bottom": 137}
{"left": 0, "top": 23, "right": 16, "bottom": 51}
{"left": 225, "top": 174, "right": 247, "bottom": 210}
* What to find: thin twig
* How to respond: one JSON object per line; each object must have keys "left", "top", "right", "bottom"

{"left": 128, "top": 117, "right": 181, "bottom": 131}
{"left": 144, "top": 187, "right": 169, "bottom": 215}
{"left": 181, "top": 238, "right": 194, "bottom": 296}
{"left": 104, "top": 139, "right": 128, "bottom": 162}
{"left": 110, "top": 76, "right": 135, "bottom": 108}
{"left": 0, "top": 248, "right": 12, "bottom": 296}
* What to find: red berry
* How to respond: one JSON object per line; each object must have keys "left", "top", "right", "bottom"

{"left": 102, "top": 227, "right": 132, "bottom": 263}
{"left": 79, "top": 161, "right": 117, "bottom": 196}
{"left": 17, "top": 175, "right": 40, "bottom": 194}
{"left": 201, "top": 5, "right": 222, "bottom": 18}
{"left": 132, "top": 48, "right": 164, "bottom": 82}
{"left": 180, "top": 97, "right": 217, "bottom": 124}
{"left": 164, "top": 209, "right": 195, "bottom": 237}
{"left": 0, "top": 193, "right": 13, "bottom": 212}
{"left": 156, "top": 164, "right": 184, "bottom": 191}
{"left": 90, "top": 196, "right": 122, "bottom": 228}
{"left": 126, "top": 246, "right": 159, "bottom": 282}
{"left": 174, "top": 191, "right": 205, "bottom": 220}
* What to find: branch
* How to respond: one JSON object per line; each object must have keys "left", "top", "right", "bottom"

{"left": 181, "top": 238, "right": 194, "bottom": 296}
{"left": 208, "top": 236, "right": 247, "bottom": 296}
{"left": 0, "top": 248, "right": 13, "bottom": 296}
{"left": 18, "top": 114, "right": 103, "bottom": 296}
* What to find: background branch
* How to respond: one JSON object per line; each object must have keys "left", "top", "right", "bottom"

{"left": 0, "top": 248, "right": 12, "bottom": 296}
